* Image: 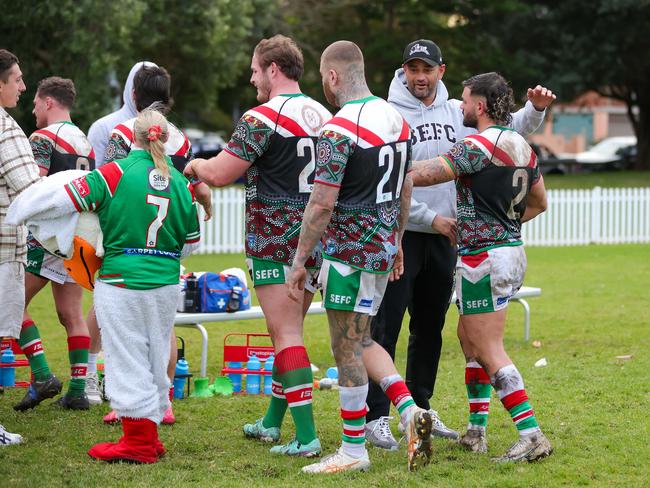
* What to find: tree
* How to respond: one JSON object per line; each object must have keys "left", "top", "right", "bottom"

{"left": 454, "top": 0, "right": 650, "bottom": 169}
{"left": 0, "top": 0, "right": 274, "bottom": 134}
{"left": 130, "top": 0, "right": 275, "bottom": 131}
{"left": 0, "top": 0, "right": 143, "bottom": 134}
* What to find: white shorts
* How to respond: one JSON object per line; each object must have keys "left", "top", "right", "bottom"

{"left": 0, "top": 262, "right": 25, "bottom": 338}
{"left": 318, "top": 259, "right": 389, "bottom": 316}
{"left": 455, "top": 245, "right": 526, "bottom": 315}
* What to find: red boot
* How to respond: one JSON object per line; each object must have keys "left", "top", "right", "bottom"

{"left": 88, "top": 417, "right": 159, "bottom": 463}
{"left": 154, "top": 429, "right": 167, "bottom": 458}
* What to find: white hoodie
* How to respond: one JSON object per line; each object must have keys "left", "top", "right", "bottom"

{"left": 388, "top": 68, "right": 545, "bottom": 234}
{"left": 87, "top": 61, "right": 157, "bottom": 167}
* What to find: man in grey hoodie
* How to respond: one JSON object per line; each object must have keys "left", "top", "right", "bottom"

{"left": 364, "top": 39, "right": 556, "bottom": 449}
{"left": 87, "top": 61, "right": 157, "bottom": 167}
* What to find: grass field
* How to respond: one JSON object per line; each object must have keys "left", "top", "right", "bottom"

{"left": 1, "top": 244, "right": 649, "bottom": 487}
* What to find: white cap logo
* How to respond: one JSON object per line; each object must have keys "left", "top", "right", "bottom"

{"left": 409, "top": 43, "right": 430, "bottom": 56}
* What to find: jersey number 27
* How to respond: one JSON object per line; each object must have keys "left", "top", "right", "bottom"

{"left": 376, "top": 141, "right": 408, "bottom": 203}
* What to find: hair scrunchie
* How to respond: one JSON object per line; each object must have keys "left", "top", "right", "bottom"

{"left": 147, "top": 125, "right": 162, "bottom": 141}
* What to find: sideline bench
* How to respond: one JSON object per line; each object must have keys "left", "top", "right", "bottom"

{"left": 175, "top": 286, "right": 541, "bottom": 377}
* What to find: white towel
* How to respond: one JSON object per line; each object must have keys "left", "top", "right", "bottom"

{"left": 6, "top": 170, "right": 103, "bottom": 259}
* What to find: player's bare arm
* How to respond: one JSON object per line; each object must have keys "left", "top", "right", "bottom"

{"left": 410, "top": 156, "right": 456, "bottom": 187}
{"left": 193, "top": 182, "right": 213, "bottom": 221}
{"left": 184, "top": 150, "right": 250, "bottom": 187}
{"left": 287, "top": 182, "right": 339, "bottom": 301}
{"left": 390, "top": 173, "right": 413, "bottom": 282}
{"left": 521, "top": 175, "right": 548, "bottom": 223}
{"left": 526, "top": 85, "right": 556, "bottom": 111}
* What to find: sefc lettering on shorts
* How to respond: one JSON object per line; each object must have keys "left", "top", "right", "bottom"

{"left": 461, "top": 274, "right": 495, "bottom": 314}
{"left": 456, "top": 247, "right": 526, "bottom": 315}
{"left": 321, "top": 259, "right": 386, "bottom": 315}
{"left": 324, "top": 263, "right": 360, "bottom": 311}
{"left": 248, "top": 257, "right": 286, "bottom": 286}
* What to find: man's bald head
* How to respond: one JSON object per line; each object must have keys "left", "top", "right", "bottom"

{"left": 320, "top": 40, "right": 365, "bottom": 74}
{"left": 319, "top": 41, "right": 368, "bottom": 106}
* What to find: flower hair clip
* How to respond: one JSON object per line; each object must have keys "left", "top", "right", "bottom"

{"left": 147, "top": 125, "right": 162, "bottom": 141}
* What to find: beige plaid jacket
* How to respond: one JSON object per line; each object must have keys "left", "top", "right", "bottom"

{"left": 0, "top": 107, "right": 40, "bottom": 264}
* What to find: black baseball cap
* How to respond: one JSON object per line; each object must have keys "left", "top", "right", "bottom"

{"left": 403, "top": 39, "right": 443, "bottom": 66}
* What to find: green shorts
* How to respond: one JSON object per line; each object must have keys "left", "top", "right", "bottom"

{"left": 455, "top": 245, "right": 526, "bottom": 315}
{"left": 318, "top": 258, "right": 389, "bottom": 316}
{"left": 26, "top": 240, "right": 73, "bottom": 284}
{"left": 246, "top": 257, "right": 319, "bottom": 293}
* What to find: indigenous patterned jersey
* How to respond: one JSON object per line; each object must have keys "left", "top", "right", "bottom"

{"left": 104, "top": 118, "right": 192, "bottom": 172}
{"left": 65, "top": 150, "right": 200, "bottom": 290}
{"left": 29, "top": 121, "right": 95, "bottom": 175}
{"left": 442, "top": 126, "right": 540, "bottom": 255}
{"left": 225, "top": 94, "right": 332, "bottom": 267}
{"left": 314, "top": 96, "right": 411, "bottom": 273}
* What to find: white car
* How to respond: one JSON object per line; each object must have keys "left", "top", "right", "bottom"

{"left": 572, "top": 136, "right": 637, "bottom": 165}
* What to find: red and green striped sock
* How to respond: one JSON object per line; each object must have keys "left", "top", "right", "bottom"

{"left": 262, "top": 365, "right": 287, "bottom": 429}
{"left": 339, "top": 383, "right": 368, "bottom": 458}
{"left": 466, "top": 360, "right": 491, "bottom": 431}
{"left": 18, "top": 319, "right": 51, "bottom": 381}
{"left": 493, "top": 364, "right": 540, "bottom": 436}
{"left": 276, "top": 346, "right": 316, "bottom": 444}
{"left": 67, "top": 336, "right": 89, "bottom": 397}
{"left": 380, "top": 374, "right": 416, "bottom": 426}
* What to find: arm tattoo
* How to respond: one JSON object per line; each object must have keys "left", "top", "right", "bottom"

{"left": 293, "top": 184, "right": 336, "bottom": 267}
{"left": 410, "top": 157, "right": 455, "bottom": 186}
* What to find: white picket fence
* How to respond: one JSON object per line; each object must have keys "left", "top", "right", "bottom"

{"left": 196, "top": 186, "right": 650, "bottom": 253}
{"left": 522, "top": 187, "right": 650, "bottom": 246}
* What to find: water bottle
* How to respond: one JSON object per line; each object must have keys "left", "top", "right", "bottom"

{"left": 173, "top": 358, "right": 189, "bottom": 399}
{"left": 326, "top": 367, "right": 338, "bottom": 380}
{"left": 263, "top": 354, "right": 274, "bottom": 395}
{"left": 184, "top": 273, "right": 200, "bottom": 313}
{"left": 246, "top": 353, "right": 261, "bottom": 394}
{"left": 1, "top": 348, "right": 16, "bottom": 387}
{"left": 227, "top": 285, "right": 242, "bottom": 313}
{"left": 228, "top": 361, "right": 243, "bottom": 393}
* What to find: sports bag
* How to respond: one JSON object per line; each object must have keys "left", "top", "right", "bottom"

{"left": 197, "top": 272, "right": 251, "bottom": 313}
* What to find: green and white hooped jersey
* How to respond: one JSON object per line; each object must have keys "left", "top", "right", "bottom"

{"left": 65, "top": 150, "right": 200, "bottom": 290}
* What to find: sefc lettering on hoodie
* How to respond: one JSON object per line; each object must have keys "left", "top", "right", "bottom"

{"left": 410, "top": 122, "right": 456, "bottom": 146}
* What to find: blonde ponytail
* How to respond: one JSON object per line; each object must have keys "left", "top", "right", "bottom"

{"left": 134, "top": 105, "right": 170, "bottom": 178}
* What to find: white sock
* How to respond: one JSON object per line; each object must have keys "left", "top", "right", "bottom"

{"left": 339, "top": 384, "right": 368, "bottom": 459}
{"left": 87, "top": 353, "right": 98, "bottom": 375}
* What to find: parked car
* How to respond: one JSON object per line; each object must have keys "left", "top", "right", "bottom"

{"left": 530, "top": 142, "right": 579, "bottom": 175}
{"left": 185, "top": 129, "right": 225, "bottom": 159}
{"left": 184, "top": 129, "right": 243, "bottom": 183}
{"left": 567, "top": 136, "right": 637, "bottom": 171}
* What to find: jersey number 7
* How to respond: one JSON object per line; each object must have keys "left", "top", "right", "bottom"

{"left": 146, "top": 194, "right": 170, "bottom": 247}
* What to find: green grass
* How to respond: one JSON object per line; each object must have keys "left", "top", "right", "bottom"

{"left": 2, "top": 245, "right": 649, "bottom": 487}
{"left": 544, "top": 170, "right": 650, "bottom": 189}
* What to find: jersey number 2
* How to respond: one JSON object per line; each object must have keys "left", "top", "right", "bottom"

{"left": 297, "top": 138, "right": 316, "bottom": 193}
{"left": 507, "top": 168, "right": 529, "bottom": 219}
{"left": 146, "top": 194, "right": 170, "bottom": 248}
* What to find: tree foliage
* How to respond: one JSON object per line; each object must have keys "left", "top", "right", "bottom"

{"left": 1, "top": 0, "right": 274, "bottom": 134}
{"left": 2, "top": 1, "right": 648, "bottom": 167}
{"left": 1, "top": 0, "right": 143, "bottom": 134}
{"left": 454, "top": 0, "right": 650, "bottom": 167}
